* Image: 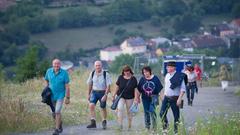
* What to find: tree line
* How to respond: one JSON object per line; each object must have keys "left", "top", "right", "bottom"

{"left": 0, "top": 0, "right": 240, "bottom": 82}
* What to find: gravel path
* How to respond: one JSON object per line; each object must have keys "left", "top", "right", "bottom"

{"left": 19, "top": 87, "right": 240, "bottom": 135}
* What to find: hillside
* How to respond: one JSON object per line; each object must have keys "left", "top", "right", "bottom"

{"left": 31, "top": 14, "right": 232, "bottom": 53}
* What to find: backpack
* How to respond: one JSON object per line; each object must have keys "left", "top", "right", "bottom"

{"left": 91, "top": 70, "right": 107, "bottom": 81}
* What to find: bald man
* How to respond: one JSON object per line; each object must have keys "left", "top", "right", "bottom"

{"left": 86, "top": 61, "right": 112, "bottom": 129}
{"left": 45, "top": 59, "right": 70, "bottom": 135}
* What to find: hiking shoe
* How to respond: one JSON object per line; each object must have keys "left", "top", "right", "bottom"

{"left": 87, "top": 119, "right": 96, "bottom": 128}
{"left": 52, "top": 129, "right": 61, "bottom": 135}
{"left": 102, "top": 120, "right": 107, "bottom": 129}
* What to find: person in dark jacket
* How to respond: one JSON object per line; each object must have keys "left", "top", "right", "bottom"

{"left": 137, "top": 66, "right": 163, "bottom": 131}
{"left": 160, "top": 61, "right": 186, "bottom": 135}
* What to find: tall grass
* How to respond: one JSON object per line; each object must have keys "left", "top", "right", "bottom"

{"left": 189, "top": 113, "right": 240, "bottom": 135}
{"left": 0, "top": 69, "right": 117, "bottom": 134}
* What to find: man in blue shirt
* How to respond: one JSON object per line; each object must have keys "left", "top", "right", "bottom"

{"left": 45, "top": 59, "right": 70, "bottom": 135}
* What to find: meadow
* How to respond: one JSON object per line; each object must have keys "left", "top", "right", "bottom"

{"left": 0, "top": 69, "right": 239, "bottom": 135}
{"left": 0, "top": 69, "right": 118, "bottom": 134}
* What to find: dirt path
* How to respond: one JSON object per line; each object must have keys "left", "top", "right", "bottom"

{"left": 20, "top": 87, "right": 240, "bottom": 135}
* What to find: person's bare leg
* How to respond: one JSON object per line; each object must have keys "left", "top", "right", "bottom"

{"left": 55, "top": 113, "right": 61, "bottom": 129}
{"left": 89, "top": 103, "right": 96, "bottom": 119}
{"left": 117, "top": 98, "right": 125, "bottom": 128}
{"left": 87, "top": 103, "right": 97, "bottom": 128}
{"left": 126, "top": 99, "right": 134, "bottom": 129}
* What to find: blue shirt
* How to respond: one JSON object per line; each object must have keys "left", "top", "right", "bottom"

{"left": 45, "top": 68, "right": 70, "bottom": 100}
{"left": 137, "top": 75, "right": 163, "bottom": 100}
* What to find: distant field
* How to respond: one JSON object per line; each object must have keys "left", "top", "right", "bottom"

{"left": 31, "top": 26, "right": 115, "bottom": 53}
{"left": 43, "top": 6, "right": 103, "bottom": 16}
{"left": 31, "top": 21, "right": 163, "bottom": 53}
{"left": 202, "top": 14, "right": 232, "bottom": 26}
{"left": 32, "top": 8, "right": 232, "bottom": 54}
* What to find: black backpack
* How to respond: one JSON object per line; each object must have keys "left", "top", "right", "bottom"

{"left": 91, "top": 70, "right": 107, "bottom": 81}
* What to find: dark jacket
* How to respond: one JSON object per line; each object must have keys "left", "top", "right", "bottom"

{"left": 170, "top": 72, "right": 186, "bottom": 89}
{"left": 41, "top": 87, "right": 55, "bottom": 112}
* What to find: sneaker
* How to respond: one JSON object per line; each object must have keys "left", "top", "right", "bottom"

{"left": 52, "top": 129, "right": 61, "bottom": 135}
{"left": 162, "top": 129, "right": 168, "bottom": 135}
{"left": 102, "top": 120, "right": 107, "bottom": 130}
{"left": 87, "top": 119, "right": 96, "bottom": 128}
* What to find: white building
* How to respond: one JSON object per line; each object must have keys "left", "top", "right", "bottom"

{"left": 100, "top": 46, "right": 122, "bottom": 61}
{"left": 120, "top": 37, "right": 147, "bottom": 54}
{"left": 150, "top": 37, "right": 171, "bottom": 46}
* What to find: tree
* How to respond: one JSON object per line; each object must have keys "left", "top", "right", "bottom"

{"left": 59, "top": 7, "right": 92, "bottom": 28}
{"left": 15, "top": 46, "right": 39, "bottom": 82}
{"left": 156, "top": 0, "right": 188, "bottom": 16}
{"left": 0, "top": 63, "right": 4, "bottom": 81}
{"left": 103, "top": 0, "right": 151, "bottom": 24}
{"left": 1, "top": 44, "right": 20, "bottom": 66}
{"left": 5, "top": 20, "right": 30, "bottom": 45}
{"left": 2, "top": 1, "right": 42, "bottom": 23}
{"left": 37, "top": 60, "right": 50, "bottom": 77}
{"left": 27, "top": 15, "right": 57, "bottom": 33}
{"left": 228, "top": 39, "right": 240, "bottom": 58}
{"left": 109, "top": 54, "right": 135, "bottom": 73}
{"left": 15, "top": 46, "right": 38, "bottom": 81}
{"left": 173, "top": 13, "right": 201, "bottom": 34}
{"left": 150, "top": 15, "right": 162, "bottom": 26}
{"left": 232, "top": 3, "right": 240, "bottom": 18}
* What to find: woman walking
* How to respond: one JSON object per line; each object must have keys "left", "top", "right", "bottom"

{"left": 185, "top": 65, "right": 198, "bottom": 106}
{"left": 137, "top": 66, "right": 163, "bottom": 131}
{"left": 112, "top": 65, "right": 138, "bottom": 130}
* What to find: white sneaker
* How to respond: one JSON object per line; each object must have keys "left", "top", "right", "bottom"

{"left": 162, "top": 129, "right": 168, "bottom": 135}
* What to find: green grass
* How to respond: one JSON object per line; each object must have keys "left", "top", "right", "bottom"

{"left": 189, "top": 113, "right": 240, "bottom": 135}
{"left": 30, "top": 21, "right": 163, "bottom": 53}
{"left": 43, "top": 6, "right": 104, "bottom": 16}
{"left": 235, "top": 88, "right": 240, "bottom": 97}
{"left": 202, "top": 14, "right": 233, "bottom": 26}
{"left": 0, "top": 69, "right": 117, "bottom": 134}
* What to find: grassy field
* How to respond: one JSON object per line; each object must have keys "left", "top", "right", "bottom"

{"left": 30, "top": 21, "right": 163, "bottom": 53}
{"left": 32, "top": 10, "right": 232, "bottom": 54}
{"left": 0, "top": 69, "right": 239, "bottom": 134}
{"left": 189, "top": 113, "right": 240, "bottom": 135}
{"left": 0, "top": 69, "right": 117, "bottom": 134}
{"left": 44, "top": 6, "right": 103, "bottom": 16}
{"left": 201, "top": 14, "right": 233, "bottom": 26}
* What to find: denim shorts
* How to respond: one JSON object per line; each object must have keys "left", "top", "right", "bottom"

{"left": 89, "top": 90, "right": 106, "bottom": 108}
{"left": 52, "top": 99, "right": 64, "bottom": 113}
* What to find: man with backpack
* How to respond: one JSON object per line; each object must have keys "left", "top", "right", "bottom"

{"left": 86, "top": 60, "right": 112, "bottom": 129}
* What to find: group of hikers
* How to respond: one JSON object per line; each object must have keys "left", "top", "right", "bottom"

{"left": 44, "top": 58, "right": 230, "bottom": 135}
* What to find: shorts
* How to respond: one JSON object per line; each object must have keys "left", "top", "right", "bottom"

{"left": 52, "top": 99, "right": 64, "bottom": 114}
{"left": 89, "top": 90, "right": 106, "bottom": 109}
